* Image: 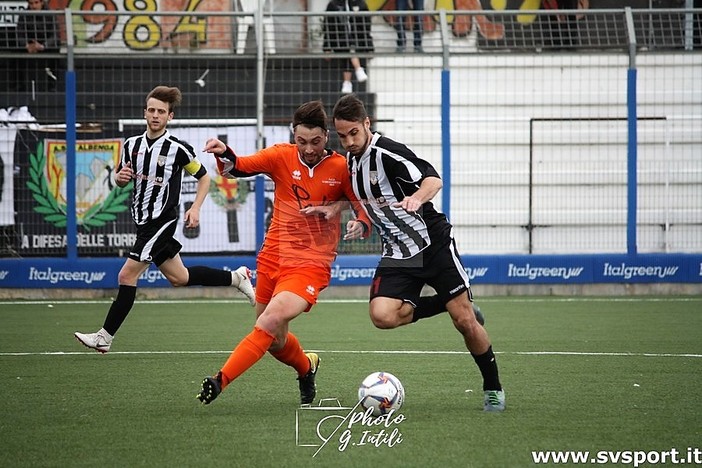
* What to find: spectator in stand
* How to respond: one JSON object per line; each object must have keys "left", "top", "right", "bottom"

{"left": 394, "top": 0, "right": 424, "bottom": 53}
{"left": 322, "top": 0, "right": 374, "bottom": 94}
{"left": 542, "top": 0, "right": 581, "bottom": 50}
{"left": 15, "top": 0, "right": 60, "bottom": 91}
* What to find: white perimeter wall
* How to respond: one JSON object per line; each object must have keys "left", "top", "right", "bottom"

{"left": 369, "top": 53, "right": 702, "bottom": 255}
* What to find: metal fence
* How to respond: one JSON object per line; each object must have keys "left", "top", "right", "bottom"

{"left": 0, "top": 5, "right": 700, "bottom": 261}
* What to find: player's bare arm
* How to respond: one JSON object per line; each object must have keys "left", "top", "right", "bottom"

{"left": 300, "top": 200, "right": 347, "bottom": 220}
{"left": 392, "top": 176, "right": 443, "bottom": 213}
{"left": 203, "top": 138, "right": 227, "bottom": 155}
{"left": 184, "top": 173, "right": 211, "bottom": 228}
{"left": 300, "top": 202, "right": 365, "bottom": 240}
{"left": 343, "top": 219, "right": 365, "bottom": 240}
{"left": 183, "top": 206, "right": 200, "bottom": 228}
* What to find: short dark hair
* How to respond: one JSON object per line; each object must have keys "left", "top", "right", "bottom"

{"left": 332, "top": 94, "right": 368, "bottom": 123}
{"left": 146, "top": 86, "right": 182, "bottom": 113}
{"left": 292, "top": 100, "right": 327, "bottom": 131}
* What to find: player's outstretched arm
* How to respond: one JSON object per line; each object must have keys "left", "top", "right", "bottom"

{"left": 203, "top": 138, "right": 226, "bottom": 156}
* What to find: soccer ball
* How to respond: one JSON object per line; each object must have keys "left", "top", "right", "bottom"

{"left": 357, "top": 371, "right": 405, "bottom": 417}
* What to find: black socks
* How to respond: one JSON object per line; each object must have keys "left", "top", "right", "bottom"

{"left": 471, "top": 345, "right": 502, "bottom": 391}
{"left": 102, "top": 284, "right": 137, "bottom": 336}
{"left": 411, "top": 295, "right": 446, "bottom": 322}
{"left": 186, "top": 266, "right": 232, "bottom": 286}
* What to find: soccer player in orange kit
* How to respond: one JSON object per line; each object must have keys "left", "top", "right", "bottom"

{"left": 196, "top": 100, "right": 370, "bottom": 406}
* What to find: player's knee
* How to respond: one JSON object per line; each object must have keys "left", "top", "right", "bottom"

{"left": 369, "top": 310, "right": 400, "bottom": 329}
{"left": 117, "top": 270, "right": 138, "bottom": 286}
{"left": 452, "top": 310, "right": 480, "bottom": 335}
{"left": 168, "top": 275, "right": 188, "bottom": 287}
{"left": 255, "top": 309, "right": 286, "bottom": 335}
{"left": 371, "top": 316, "right": 396, "bottom": 329}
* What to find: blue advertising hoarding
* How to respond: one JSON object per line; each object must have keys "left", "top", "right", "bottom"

{"left": 1, "top": 253, "right": 700, "bottom": 289}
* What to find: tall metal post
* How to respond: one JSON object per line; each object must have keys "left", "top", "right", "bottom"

{"left": 625, "top": 7, "right": 638, "bottom": 255}
{"left": 64, "top": 8, "right": 77, "bottom": 261}
{"left": 439, "top": 9, "right": 451, "bottom": 218}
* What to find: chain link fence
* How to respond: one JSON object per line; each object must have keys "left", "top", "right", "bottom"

{"left": 0, "top": 3, "right": 700, "bottom": 259}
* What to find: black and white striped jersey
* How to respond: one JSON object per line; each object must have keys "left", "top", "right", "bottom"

{"left": 120, "top": 130, "right": 204, "bottom": 225}
{"left": 348, "top": 132, "right": 449, "bottom": 260}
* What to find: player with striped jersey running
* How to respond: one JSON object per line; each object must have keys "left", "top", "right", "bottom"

{"left": 332, "top": 94, "right": 505, "bottom": 412}
{"left": 74, "top": 86, "right": 255, "bottom": 354}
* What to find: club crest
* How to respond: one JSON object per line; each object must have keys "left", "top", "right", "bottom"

{"left": 26, "top": 138, "right": 130, "bottom": 230}
{"left": 369, "top": 171, "right": 378, "bottom": 185}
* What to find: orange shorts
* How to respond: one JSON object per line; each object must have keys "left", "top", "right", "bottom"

{"left": 255, "top": 260, "right": 331, "bottom": 312}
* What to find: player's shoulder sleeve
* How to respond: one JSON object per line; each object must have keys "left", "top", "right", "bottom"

{"left": 169, "top": 134, "right": 205, "bottom": 177}
{"left": 217, "top": 142, "right": 294, "bottom": 180}
{"left": 414, "top": 158, "right": 440, "bottom": 179}
{"left": 376, "top": 135, "right": 439, "bottom": 181}
{"left": 170, "top": 134, "right": 197, "bottom": 161}
{"left": 242, "top": 143, "right": 295, "bottom": 179}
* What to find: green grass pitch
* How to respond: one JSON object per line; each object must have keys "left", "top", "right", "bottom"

{"left": 1, "top": 297, "right": 700, "bottom": 467}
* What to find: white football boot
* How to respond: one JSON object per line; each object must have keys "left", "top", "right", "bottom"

{"left": 74, "top": 328, "right": 113, "bottom": 354}
{"left": 232, "top": 266, "right": 256, "bottom": 306}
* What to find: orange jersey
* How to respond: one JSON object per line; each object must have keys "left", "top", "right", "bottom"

{"left": 217, "top": 143, "right": 368, "bottom": 269}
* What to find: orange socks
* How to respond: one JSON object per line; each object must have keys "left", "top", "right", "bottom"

{"left": 269, "top": 332, "right": 311, "bottom": 377}
{"left": 218, "top": 329, "right": 311, "bottom": 388}
{"left": 220, "top": 326, "right": 275, "bottom": 388}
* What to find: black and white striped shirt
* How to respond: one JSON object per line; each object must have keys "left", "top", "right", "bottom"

{"left": 348, "top": 133, "right": 448, "bottom": 260}
{"left": 120, "top": 130, "right": 204, "bottom": 225}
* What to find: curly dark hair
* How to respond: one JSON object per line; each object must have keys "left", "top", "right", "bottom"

{"left": 292, "top": 100, "right": 328, "bottom": 131}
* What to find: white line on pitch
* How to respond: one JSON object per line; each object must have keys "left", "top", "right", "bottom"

{"left": 0, "top": 297, "right": 701, "bottom": 306}
{"left": 0, "top": 350, "right": 700, "bottom": 358}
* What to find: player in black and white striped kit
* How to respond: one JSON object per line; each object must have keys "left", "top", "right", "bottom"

{"left": 74, "top": 86, "right": 255, "bottom": 354}
{"left": 122, "top": 127, "right": 192, "bottom": 227}
{"left": 332, "top": 94, "right": 505, "bottom": 412}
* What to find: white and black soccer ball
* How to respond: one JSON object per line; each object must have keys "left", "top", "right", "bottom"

{"left": 357, "top": 371, "right": 405, "bottom": 417}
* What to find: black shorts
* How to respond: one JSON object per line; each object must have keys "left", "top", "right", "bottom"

{"left": 128, "top": 216, "right": 182, "bottom": 266}
{"left": 370, "top": 236, "right": 471, "bottom": 307}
